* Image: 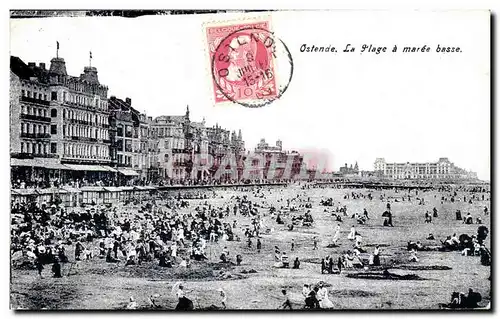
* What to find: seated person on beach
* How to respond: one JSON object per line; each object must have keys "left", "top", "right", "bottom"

{"left": 464, "top": 213, "right": 473, "bottom": 224}
{"left": 442, "top": 236, "right": 456, "bottom": 249}
{"left": 236, "top": 254, "right": 243, "bottom": 266}
{"left": 409, "top": 249, "right": 419, "bottom": 262}
{"left": 304, "top": 287, "right": 320, "bottom": 309}
{"left": 281, "top": 252, "right": 290, "bottom": 268}
{"left": 293, "top": 257, "right": 300, "bottom": 269}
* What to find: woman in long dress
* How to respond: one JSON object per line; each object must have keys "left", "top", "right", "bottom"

{"left": 332, "top": 224, "right": 341, "bottom": 245}
{"left": 373, "top": 245, "right": 381, "bottom": 266}
{"left": 347, "top": 226, "right": 356, "bottom": 240}
{"left": 317, "top": 283, "right": 334, "bottom": 309}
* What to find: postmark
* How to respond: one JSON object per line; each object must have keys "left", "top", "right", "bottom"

{"left": 206, "top": 20, "right": 293, "bottom": 108}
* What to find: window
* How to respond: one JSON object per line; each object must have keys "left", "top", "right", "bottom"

{"left": 51, "top": 125, "right": 57, "bottom": 135}
{"left": 44, "top": 94, "right": 47, "bottom": 101}
{"left": 50, "top": 108, "right": 57, "bottom": 117}
{"left": 125, "top": 140, "right": 132, "bottom": 152}
{"left": 117, "top": 139, "right": 123, "bottom": 152}
{"left": 34, "top": 92, "right": 38, "bottom": 99}
{"left": 20, "top": 142, "right": 24, "bottom": 153}
{"left": 21, "top": 90, "right": 25, "bottom": 97}
{"left": 63, "top": 92, "right": 67, "bottom": 102}
{"left": 51, "top": 92, "right": 57, "bottom": 101}
{"left": 50, "top": 143, "right": 57, "bottom": 154}
{"left": 117, "top": 125, "right": 123, "bottom": 137}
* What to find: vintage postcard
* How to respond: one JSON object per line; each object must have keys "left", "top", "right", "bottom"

{"left": 9, "top": 10, "right": 491, "bottom": 310}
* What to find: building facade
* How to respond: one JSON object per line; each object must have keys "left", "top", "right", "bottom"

{"left": 374, "top": 157, "right": 478, "bottom": 180}
{"left": 253, "top": 138, "right": 304, "bottom": 180}
{"left": 10, "top": 55, "right": 115, "bottom": 187}
{"left": 153, "top": 108, "right": 191, "bottom": 181}
{"left": 339, "top": 162, "right": 359, "bottom": 175}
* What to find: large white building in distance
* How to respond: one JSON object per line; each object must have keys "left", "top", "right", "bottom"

{"left": 374, "top": 157, "right": 478, "bottom": 180}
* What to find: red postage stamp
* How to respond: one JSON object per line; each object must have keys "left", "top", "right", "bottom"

{"left": 206, "top": 19, "right": 291, "bottom": 107}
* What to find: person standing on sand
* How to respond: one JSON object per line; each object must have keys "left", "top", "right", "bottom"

{"left": 35, "top": 257, "right": 44, "bottom": 278}
{"left": 279, "top": 289, "right": 292, "bottom": 310}
{"left": 291, "top": 239, "right": 295, "bottom": 251}
{"left": 302, "top": 284, "right": 311, "bottom": 301}
{"left": 51, "top": 258, "right": 62, "bottom": 278}
{"left": 348, "top": 226, "right": 356, "bottom": 240}
{"left": 317, "top": 283, "right": 334, "bottom": 309}
{"left": 313, "top": 237, "right": 318, "bottom": 250}
{"left": 373, "top": 245, "right": 381, "bottom": 266}
{"left": 217, "top": 288, "right": 227, "bottom": 309}
{"left": 257, "top": 238, "right": 262, "bottom": 253}
{"left": 171, "top": 242, "right": 178, "bottom": 259}
{"left": 387, "top": 212, "right": 394, "bottom": 227}
{"left": 332, "top": 224, "right": 340, "bottom": 245}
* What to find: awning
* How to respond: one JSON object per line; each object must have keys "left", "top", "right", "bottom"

{"left": 133, "top": 186, "right": 147, "bottom": 191}
{"left": 64, "top": 164, "right": 111, "bottom": 172}
{"left": 80, "top": 186, "right": 105, "bottom": 192}
{"left": 60, "top": 186, "right": 82, "bottom": 193}
{"left": 102, "top": 166, "right": 118, "bottom": 173}
{"left": 119, "top": 186, "right": 135, "bottom": 191}
{"left": 37, "top": 188, "right": 67, "bottom": 194}
{"left": 11, "top": 158, "right": 70, "bottom": 170}
{"left": 117, "top": 168, "right": 139, "bottom": 176}
{"left": 11, "top": 189, "right": 39, "bottom": 195}
{"left": 104, "top": 187, "right": 121, "bottom": 192}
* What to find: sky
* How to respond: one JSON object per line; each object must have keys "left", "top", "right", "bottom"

{"left": 9, "top": 10, "right": 491, "bottom": 180}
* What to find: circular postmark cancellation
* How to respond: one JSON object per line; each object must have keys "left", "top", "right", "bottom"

{"left": 210, "top": 26, "right": 293, "bottom": 108}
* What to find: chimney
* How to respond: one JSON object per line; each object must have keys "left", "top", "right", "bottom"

{"left": 126, "top": 97, "right": 131, "bottom": 105}
{"left": 28, "top": 62, "right": 36, "bottom": 68}
{"left": 39, "top": 63, "right": 46, "bottom": 69}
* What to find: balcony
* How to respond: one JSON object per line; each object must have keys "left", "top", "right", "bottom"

{"left": 20, "top": 96, "right": 50, "bottom": 106}
{"left": 11, "top": 152, "right": 58, "bottom": 159}
{"left": 32, "top": 153, "right": 59, "bottom": 159}
{"left": 21, "top": 132, "right": 51, "bottom": 139}
{"left": 69, "top": 136, "right": 102, "bottom": 143}
{"left": 21, "top": 114, "right": 51, "bottom": 123}
{"left": 69, "top": 119, "right": 92, "bottom": 125}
